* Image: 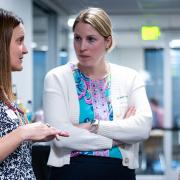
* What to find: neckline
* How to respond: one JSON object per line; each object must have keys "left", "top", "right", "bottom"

{"left": 72, "top": 62, "right": 111, "bottom": 81}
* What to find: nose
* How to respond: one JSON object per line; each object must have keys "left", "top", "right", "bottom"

{"left": 80, "top": 40, "right": 87, "bottom": 51}
{"left": 23, "top": 44, "right": 28, "bottom": 54}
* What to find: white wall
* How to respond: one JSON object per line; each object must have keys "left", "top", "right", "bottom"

{"left": 0, "top": 0, "right": 33, "bottom": 105}
{"left": 106, "top": 47, "right": 144, "bottom": 71}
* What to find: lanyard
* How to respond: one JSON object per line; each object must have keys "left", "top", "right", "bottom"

{"left": 3, "top": 99, "right": 28, "bottom": 125}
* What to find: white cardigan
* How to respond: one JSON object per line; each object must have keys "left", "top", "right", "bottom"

{"left": 43, "top": 62, "right": 152, "bottom": 169}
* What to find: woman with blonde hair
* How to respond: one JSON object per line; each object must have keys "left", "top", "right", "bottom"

{"left": 44, "top": 7, "right": 152, "bottom": 180}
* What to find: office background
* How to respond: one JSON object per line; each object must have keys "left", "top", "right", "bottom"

{"left": 0, "top": 0, "right": 180, "bottom": 179}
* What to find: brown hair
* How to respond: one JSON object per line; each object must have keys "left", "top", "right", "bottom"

{"left": 72, "top": 7, "right": 114, "bottom": 51}
{"left": 0, "top": 8, "right": 23, "bottom": 101}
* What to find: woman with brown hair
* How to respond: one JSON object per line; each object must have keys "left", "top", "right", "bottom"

{"left": 0, "top": 8, "right": 69, "bottom": 179}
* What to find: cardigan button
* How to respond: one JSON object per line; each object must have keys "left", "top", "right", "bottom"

{"left": 124, "top": 158, "right": 129, "bottom": 164}
{"left": 116, "top": 112, "right": 121, "bottom": 118}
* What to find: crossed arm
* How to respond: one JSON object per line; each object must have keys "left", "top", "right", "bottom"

{"left": 73, "top": 106, "right": 136, "bottom": 146}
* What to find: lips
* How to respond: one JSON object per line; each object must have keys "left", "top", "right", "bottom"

{"left": 79, "top": 55, "right": 90, "bottom": 58}
{"left": 18, "top": 57, "right": 23, "bottom": 63}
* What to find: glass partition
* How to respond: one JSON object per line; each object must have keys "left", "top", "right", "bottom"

{"left": 136, "top": 48, "right": 165, "bottom": 175}
{"left": 171, "top": 49, "right": 180, "bottom": 171}
{"left": 136, "top": 48, "right": 180, "bottom": 178}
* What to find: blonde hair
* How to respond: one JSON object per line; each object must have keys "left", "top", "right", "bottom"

{"left": 73, "top": 7, "right": 114, "bottom": 51}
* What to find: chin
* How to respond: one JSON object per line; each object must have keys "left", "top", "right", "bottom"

{"left": 11, "top": 67, "right": 23, "bottom": 71}
{"left": 79, "top": 60, "right": 94, "bottom": 67}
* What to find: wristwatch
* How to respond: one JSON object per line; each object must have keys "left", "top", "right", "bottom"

{"left": 90, "top": 119, "right": 99, "bottom": 133}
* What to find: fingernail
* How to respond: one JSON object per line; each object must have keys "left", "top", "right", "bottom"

{"left": 56, "top": 135, "right": 60, "bottom": 141}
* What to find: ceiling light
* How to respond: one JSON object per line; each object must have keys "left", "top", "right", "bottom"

{"left": 31, "top": 42, "right": 37, "bottom": 49}
{"left": 67, "top": 18, "right": 75, "bottom": 27}
{"left": 169, "top": 40, "right": 180, "bottom": 48}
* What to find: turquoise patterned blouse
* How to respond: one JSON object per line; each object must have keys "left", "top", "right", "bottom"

{"left": 70, "top": 63, "right": 122, "bottom": 159}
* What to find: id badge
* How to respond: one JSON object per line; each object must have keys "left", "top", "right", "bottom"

{"left": 115, "top": 95, "right": 128, "bottom": 119}
{"left": 6, "top": 109, "right": 18, "bottom": 119}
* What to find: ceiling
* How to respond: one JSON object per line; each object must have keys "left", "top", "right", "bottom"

{"left": 35, "top": 0, "right": 180, "bottom": 16}
{"left": 33, "top": 0, "right": 180, "bottom": 49}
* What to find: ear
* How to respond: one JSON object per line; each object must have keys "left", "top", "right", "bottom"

{"left": 105, "top": 36, "right": 112, "bottom": 50}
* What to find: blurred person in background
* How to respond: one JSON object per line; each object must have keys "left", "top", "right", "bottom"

{"left": 150, "top": 98, "right": 164, "bottom": 128}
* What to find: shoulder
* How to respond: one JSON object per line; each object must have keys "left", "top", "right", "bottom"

{"left": 44, "top": 62, "right": 76, "bottom": 91}
{"left": 44, "top": 63, "right": 72, "bottom": 82}
{"left": 110, "top": 63, "right": 139, "bottom": 79}
{"left": 46, "top": 63, "right": 71, "bottom": 77}
{"left": 109, "top": 63, "right": 145, "bottom": 89}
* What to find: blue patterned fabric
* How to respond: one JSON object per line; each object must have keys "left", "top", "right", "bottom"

{"left": 70, "top": 63, "right": 122, "bottom": 159}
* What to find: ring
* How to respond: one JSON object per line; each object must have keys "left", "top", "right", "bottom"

{"left": 46, "top": 123, "right": 51, "bottom": 127}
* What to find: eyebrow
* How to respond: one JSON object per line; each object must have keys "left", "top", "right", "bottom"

{"left": 74, "top": 33, "right": 97, "bottom": 37}
{"left": 16, "top": 35, "right": 24, "bottom": 40}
